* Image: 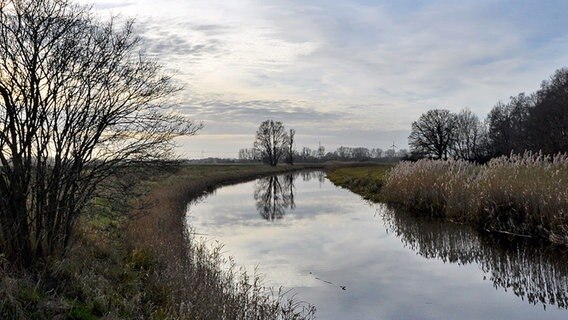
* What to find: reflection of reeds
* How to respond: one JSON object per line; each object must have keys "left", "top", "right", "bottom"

{"left": 382, "top": 152, "right": 568, "bottom": 245}
{"left": 380, "top": 206, "right": 568, "bottom": 309}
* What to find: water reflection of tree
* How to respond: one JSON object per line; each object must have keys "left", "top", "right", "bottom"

{"left": 254, "top": 174, "right": 296, "bottom": 221}
{"left": 380, "top": 206, "right": 568, "bottom": 309}
{"left": 300, "top": 171, "right": 326, "bottom": 184}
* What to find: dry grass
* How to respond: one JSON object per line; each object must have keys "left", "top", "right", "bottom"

{"left": 0, "top": 201, "right": 153, "bottom": 319}
{"left": 382, "top": 152, "right": 568, "bottom": 244}
{"left": 126, "top": 164, "right": 319, "bottom": 319}
{"left": 0, "top": 164, "right": 319, "bottom": 319}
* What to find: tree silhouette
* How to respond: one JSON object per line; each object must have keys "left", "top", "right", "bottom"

{"left": 254, "top": 120, "right": 288, "bottom": 166}
{"left": 285, "top": 129, "right": 296, "bottom": 165}
{"left": 409, "top": 109, "right": 458, "bottom": 160}
{"left": 0, "top": 0, "right": 201, "bottom": 268}
{"left": 452, "top": 108, "right": 487, "bottom": 161}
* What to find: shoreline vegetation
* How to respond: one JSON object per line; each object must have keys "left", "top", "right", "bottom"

{"left": 127, "top": 164, "right": 323, "bottom": 319}
{"left": 327, "top": 153, "right": 568, "bottom": 246}
{"left": 5, "top": 154, "right": 567, "bottom": 318}
{"left": 1, "top": 164, "right": 322, "bottom": 319}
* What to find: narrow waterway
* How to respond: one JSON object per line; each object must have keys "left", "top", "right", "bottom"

{"left": 185, "top": 171, "right": 568, "bottom": 319}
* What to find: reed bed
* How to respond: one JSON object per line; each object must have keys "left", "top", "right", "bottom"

{"left": 382, "top": 153, "right": 568, "bottom": 245}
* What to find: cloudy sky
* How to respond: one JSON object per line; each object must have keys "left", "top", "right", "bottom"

{"left": 82, "top": 0, "right": 568, "bottom": 158}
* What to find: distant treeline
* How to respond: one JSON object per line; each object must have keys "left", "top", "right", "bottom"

{"left": 239, "top": 145, "right": 408, "bottom": 162}
{"left": 409, "top": 67, "right": 568, "bottom": 161}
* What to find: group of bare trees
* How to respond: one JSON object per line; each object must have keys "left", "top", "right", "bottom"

{"left": 409, "top": 109, "right": 486, "bottom": 160}
{"left": 488, "top": 68, "right": 568, "bottom": 156}
{"left": 0, "top": 0, "right": 200, "bottom": 268}
{"left": 319, "top": 146, "right": 406, "bottom": 161}
{"left": 243, "top": 120, "right": 388, "bottom": 166}
{"left": 409, "top": 67, "right": 568, "bottom": 161}
{"left": 240, "top": 138, "right": 406, "bottom": 164}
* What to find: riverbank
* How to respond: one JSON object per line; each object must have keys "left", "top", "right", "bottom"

{"left": 326, "top": 154, "right": 568, "bottom": 246}
{"left": 325, "top": 164, "right": 394, "bottom": 202}
{"left": 1, "top": 164, "right": 320, "bottom": 319}
{"left": 127, "top": 164, "right": 322, "bottom": 319}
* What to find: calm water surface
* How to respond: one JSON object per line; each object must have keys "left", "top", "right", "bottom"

{"left": 186, "top": 171, "right": 568, "bottom": 319}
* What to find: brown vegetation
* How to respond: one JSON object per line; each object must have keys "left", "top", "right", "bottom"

{"left": 127, "top": 164, "right": 319, "bottom": 319}
{"left": 382, "top": 153, "right": 568, "bottom": 245}
{"left": 327, "top": 154, "right": 568, "bottom": 246}
{"left": 1, "top": 164, "right": 320, "bottom": 319}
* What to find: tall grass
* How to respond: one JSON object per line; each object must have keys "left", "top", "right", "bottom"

{"left": 382, "top": 152, "right": 568, "bottom": 245}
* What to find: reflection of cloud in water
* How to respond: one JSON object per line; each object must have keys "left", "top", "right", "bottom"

{"left": 187, "top": 171, "right": 339, "bottom": 228}
{"left": 187, "top": 172, "right": 568, "bottom": 319}
{"left": 253, "top": 171, "right": 329, "bottom": 221}
{"left": 380, "top": 206, "right": 568, "bottom": 309}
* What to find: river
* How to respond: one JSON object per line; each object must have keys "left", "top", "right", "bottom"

{"left": 185, "top": 171, "right": 568, "bottom": 319}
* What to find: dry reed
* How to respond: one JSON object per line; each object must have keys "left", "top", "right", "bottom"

{"left": 382, "top": 152, "right": 568, "bottom": 245}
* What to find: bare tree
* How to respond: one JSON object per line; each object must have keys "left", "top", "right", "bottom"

{"left": 336, "top": 146, "right": 350, "bottom": 159}
{"left": 384, "top": 148, "right": 396, "bottom": 158}
{"left": 351, "top": 147, "right": 370, "bottom": 160}
{"left": 371, "top": 148, "right": 383, "bottom": 158}
{"left": 301, "top": 147, "right": 312, "bottom": 159}
{"left": 0, "top": 0, "right": 201, "bottom": 268}
{"left": 238, "top": 148, "right": 258, "bottom": 161}
{"left": 254, "top": 120, "right": 288, "bottom": 166}
{"left": 317, "top": 144, "right": 325, "bottom": 159}
{"left": 529, "top": 68, "right": 568, "bottom": 154}
{"left": 487, "top": 94, "right": 532, "bottom": 156}
{"left": 452, "top": 108, "right": 487, "bottom": 160}
{"left": 285, "top": 129, "right": 296, "bottom": 165}
{"left": 409, "top": 109, "right": 458, "bottom": 160}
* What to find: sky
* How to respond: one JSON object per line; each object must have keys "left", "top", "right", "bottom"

{"left": 81, "top": 0, "right": 568, "bottom": 159}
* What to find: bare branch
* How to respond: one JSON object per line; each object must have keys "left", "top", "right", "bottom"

{"left": 0, "top": 0, "right": 201, "bottom": 268}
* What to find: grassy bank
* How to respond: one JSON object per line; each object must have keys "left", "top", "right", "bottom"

{"left": 326, "top": 164, "right": 394, "bottom": 202}
{"left": 1, "top": 164, "right": 320, "bottom": 319}
{"left": 327, "top": 154, "right": 568, "bottom": 246}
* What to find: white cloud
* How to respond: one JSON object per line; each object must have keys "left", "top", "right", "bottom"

{"left": 83, "top": 0, "right": 568, "bottom": 157}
